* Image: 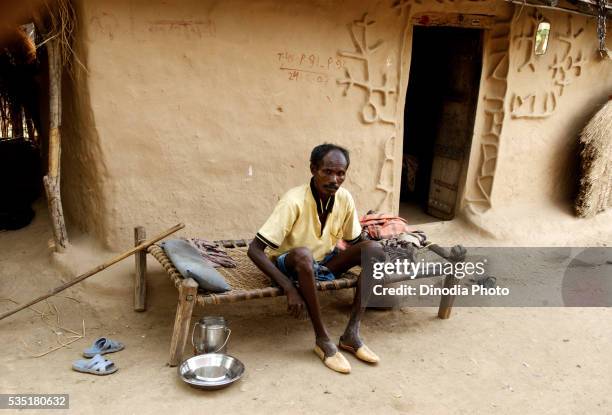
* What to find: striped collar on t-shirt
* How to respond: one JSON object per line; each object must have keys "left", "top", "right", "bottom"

{"left": 309, "top": 177, "right": 334, "bottom": 218}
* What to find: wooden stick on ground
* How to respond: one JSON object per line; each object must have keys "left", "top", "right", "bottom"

{"left": 43, "top": 37, "right": 68, "bottom": 252}
{"left": 0, "top": 223, "right": 185, "bottom": 322}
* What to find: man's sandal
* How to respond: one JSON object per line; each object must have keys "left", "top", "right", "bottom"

{"left": 83, "top": 337, "right": 124, "bottom": 358}
{"left": 338, "top": 341, "right": 380, "bottom": 363}
{"left": 313, "top": 345, "right": 351, "bottom": 374}
{"left": 72, "top": 354, "right": 118, "bottom": 376}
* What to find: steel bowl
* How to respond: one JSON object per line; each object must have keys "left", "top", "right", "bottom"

{"left": 178, "top": 353, "right": 245, "bottom": 390}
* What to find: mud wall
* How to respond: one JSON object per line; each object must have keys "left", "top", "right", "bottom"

{"left": 61, "top": 0, "right": 110, "bottom": 244}
{"left": 501, "top": 9, "right": 612, "bottom": 208}
{"left": 462, "top": 6, "right": 612, "bottom": 239}
{"left": 64, "top": 0, "right": 611, "bottom": 248}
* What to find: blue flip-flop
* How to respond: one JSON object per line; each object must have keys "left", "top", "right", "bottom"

{"left": 72, "top": 354, "right": 118, "bottom": 376}
{"left": 83, "top": 337, "right": 124, "bottom": 358}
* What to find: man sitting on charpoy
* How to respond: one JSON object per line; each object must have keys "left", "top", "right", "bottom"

{"left": 248, "top": 143, "right": 384, "bottom": 374}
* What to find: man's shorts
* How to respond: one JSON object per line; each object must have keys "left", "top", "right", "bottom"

{"left": 276, "top": 248, "right": 339, "bottom": 286}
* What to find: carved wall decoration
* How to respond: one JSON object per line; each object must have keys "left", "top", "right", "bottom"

{"left": 510, "top": 14, "right": 587, "bottom": 120}
{"left": 412, "top": 12, "right": 495, "bottom": 28}
{"left": 551, "top": 15, "right": 587, "bottom": 97}
{"left": 338, "top": 13, "right": 398, "bottom": 126}
{"left": 375, "top": 134, "right": 397, "bottom": 209}
{"left": 549, "top": 53, "right": 587, "bottom": 96}
{"left": 512, "top": 10, "right": 544, "bottom": 72}
{"left": 509, "top": 92, "right": 557, "bottom": 118}
{"left": 337, "top": 13, "right": 400, "bottom": 209}
{"left": 464, "top": 15, "right": 512, "bottom": 214}
{"left": 340, "top": 3, "right": 511, "bottom": 213}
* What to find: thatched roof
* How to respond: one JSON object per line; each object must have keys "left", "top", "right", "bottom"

{"left": 575, "top": 100, "right": 612, "bottom": 217}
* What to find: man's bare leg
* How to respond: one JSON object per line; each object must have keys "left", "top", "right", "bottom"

{"left": 284, "top": 247, "right": 338, "bottom": 357}
{"left": 325, "top": 240, "right": 385, "bottom": 349}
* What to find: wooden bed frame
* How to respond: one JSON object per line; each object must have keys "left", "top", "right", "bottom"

{"left": 132, "top": 227, "right": 464, "bottom": 366}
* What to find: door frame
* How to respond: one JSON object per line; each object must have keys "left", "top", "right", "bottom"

{"left": 395, "top": 12, "right": 494, "bottom": 219}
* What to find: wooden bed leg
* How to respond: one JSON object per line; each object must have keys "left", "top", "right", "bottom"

{"left": 438, "top": 274, "right": 458, "bottom": 319}
{"left": 169, "top": 278, "right": 198, "bottom": 367}
{"left": 431, "top": 244, "right": 466, "bottom": 319}
{"left": 134, "top": 226, "right": 147, "bottom": 312}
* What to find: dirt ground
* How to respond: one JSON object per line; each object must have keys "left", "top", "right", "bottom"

{"left": 1, "top": 203, "right": 611, "bottom": 414}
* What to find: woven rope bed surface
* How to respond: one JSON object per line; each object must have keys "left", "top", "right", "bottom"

{"left": 148, "top": 243, "right": 360, "bottom": 306}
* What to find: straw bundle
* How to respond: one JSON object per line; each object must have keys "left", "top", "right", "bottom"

{"left": 575, "top": 100, "right": 612, "bottom": 217}
{"left": 38, "top": 0, "right": 80, "bottom": 72}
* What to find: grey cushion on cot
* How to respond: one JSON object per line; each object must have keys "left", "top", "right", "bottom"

{"left": 160, "top": 239, "right": 230, "bottom": 293}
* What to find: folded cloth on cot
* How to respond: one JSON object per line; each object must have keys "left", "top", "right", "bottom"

{"left": 360, "top": 212, "right": 415, "bottom": 239}
{"left": 161, "top": 239, "right": 231, "bottom": 292}
{"left": 335, "top": 212, "right": 427, "bottom": 250}
{"left": 184, "top": 238, "right": 237, "bottom": 268}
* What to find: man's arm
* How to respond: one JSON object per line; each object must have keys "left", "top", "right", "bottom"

{"left": 247, "top": 238, "right": 305, "bottom": 318}
{"left": 342, "top": 193, "right": 364, "bottom": 245}
{"left": 247, "top": 238, "right": 294, "bottom": 291}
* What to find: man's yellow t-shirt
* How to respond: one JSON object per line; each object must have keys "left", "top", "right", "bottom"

{"left": 256, "top": 181, "right": 362, "bottom": 261}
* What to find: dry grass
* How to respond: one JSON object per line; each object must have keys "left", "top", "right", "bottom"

{"left": 1, "top": 297, "right": 86, "bottom": 358}
{"left": 38, "top": 0, "right": 83, "bottom": 72}
{"left": 575, "top": 100, "right": 612, "bottom": 217}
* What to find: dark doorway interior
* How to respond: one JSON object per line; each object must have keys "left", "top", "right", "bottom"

{"left": 0, "top": 24, "right": 44, "bottom": 230}
{"left": 400, "top": 26, "right": 483, "bottom": 223}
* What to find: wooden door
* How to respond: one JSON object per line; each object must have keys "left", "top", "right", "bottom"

{"left": 427, "top": 29, "right": 483, "bottom": 219}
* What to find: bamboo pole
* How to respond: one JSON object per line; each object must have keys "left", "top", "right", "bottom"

{"left": 43, "top": 37, "right": 68, "bottom": 252}
{"left": 0, "top": 223, "right": 185, "bottom": 322}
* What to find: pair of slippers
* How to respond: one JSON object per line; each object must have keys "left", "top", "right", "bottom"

{"left": 314, "top": 341, "right": 380, "bottom": 374}
{"left": 72, "top": 337, "right": 124, "bottom": 376}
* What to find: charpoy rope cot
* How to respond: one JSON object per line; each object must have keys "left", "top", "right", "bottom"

{"left": 147, "top": 243, "right": 360, "bottom": 307}
{"left": 134, "top": 227, "right": 462, "bottom": 366}
{"left": 141, "top": 236, "right": 364, "bottom": 366}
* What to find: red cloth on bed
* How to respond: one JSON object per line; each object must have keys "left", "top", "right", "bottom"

{"left": 359, "top": 213, "right": 417, "bottom": 240}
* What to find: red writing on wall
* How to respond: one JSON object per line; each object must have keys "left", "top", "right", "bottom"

{"left": 277, "top": 51, "right": 345, "bottom": 85}
{"left": 148, "top": 19, "right": 216, "bottom": 38}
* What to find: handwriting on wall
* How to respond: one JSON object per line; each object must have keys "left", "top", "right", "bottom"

{"left": 277, "top": 51, "right": 346, "bottom": 84}
{"left": 148, "top": 19, "right": 216, "bottom": 38}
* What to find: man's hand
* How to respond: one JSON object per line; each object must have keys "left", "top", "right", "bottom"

{"left": 285, "top": 286, "right": 306, "bottom": 319}
{"left": 248, "top": 238, "right": 307, "bottom": 319}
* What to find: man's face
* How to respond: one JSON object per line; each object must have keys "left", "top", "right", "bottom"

{"left": 310, "top": 150, "right": 348, "bottom": 199}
